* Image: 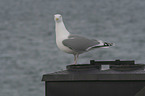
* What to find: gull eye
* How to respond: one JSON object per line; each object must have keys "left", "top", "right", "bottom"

{"left": 56, "top": 18, "right": 59, "bottom": 20}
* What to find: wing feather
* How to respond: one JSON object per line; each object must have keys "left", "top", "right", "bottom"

{"left": 62, "top": 35, "right": 101, "bottom": 53}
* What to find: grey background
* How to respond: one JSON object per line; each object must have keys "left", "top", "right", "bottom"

{"left": 0, "top": 0, "right": 145, "bottom": 96}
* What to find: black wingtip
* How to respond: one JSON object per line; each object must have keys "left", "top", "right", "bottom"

{"left": 104, "top": 42, "right": 115, "bottom": 46}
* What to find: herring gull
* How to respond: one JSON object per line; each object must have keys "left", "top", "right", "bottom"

{"left": 54, "top": 14, "right": 114, "bottom": 64}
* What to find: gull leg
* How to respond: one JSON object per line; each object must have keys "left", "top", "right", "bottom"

{"left": 73, "top": 54, "right": 79, "bottom": 64}
{"left": 74, "top": 54, "right": 77, "bottom": 64}
{"left": 76, "top": 54, "right": 79, "bottom": 64}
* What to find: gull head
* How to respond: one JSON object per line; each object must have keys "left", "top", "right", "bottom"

{"left": 54, "top": 14, "right": 62, "bottom": 23}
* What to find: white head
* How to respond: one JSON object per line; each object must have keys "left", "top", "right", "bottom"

{"left": 54, "top": 14, "right": 63, "bottom": 23}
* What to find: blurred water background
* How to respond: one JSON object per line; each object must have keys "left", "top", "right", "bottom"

{"left": 0, "top": 0, "right": 145, "bottom": 96}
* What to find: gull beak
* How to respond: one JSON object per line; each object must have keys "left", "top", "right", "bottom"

{"left": 56, "top": 18, "right": 59, "bottom": 20}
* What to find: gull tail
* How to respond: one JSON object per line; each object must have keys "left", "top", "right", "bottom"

{"left": 93, "top": 40, "right": 115, "bottom": 49}
{"left": 86, "top": 40, "right": 115, "bottom": 51}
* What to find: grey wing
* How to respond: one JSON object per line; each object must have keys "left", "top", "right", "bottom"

{"left": 62, "top": 35, "right": 101, "bottom": 53}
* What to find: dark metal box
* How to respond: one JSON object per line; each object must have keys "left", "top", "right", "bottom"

{"left": 42, "top": 60, "right": 145, "bottom": 96}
